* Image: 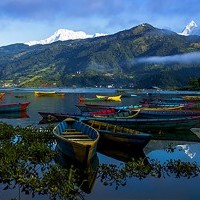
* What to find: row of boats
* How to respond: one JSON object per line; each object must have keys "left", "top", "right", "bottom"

{"left": 48, "top": 95, "right": 200, "bottom": 166}
{"left": 1, "top": 91, "right": 200, "bottom": 166}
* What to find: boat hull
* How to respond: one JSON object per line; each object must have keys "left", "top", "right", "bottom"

{"left": 78, "top": 115, "right": 200, "bottom": 132}
{"left": 53, "top": 119, "right": 99, "bottom": 165}
{"left": 34, "top": 91, "right": 65, "bottom": 97}
{"left": 86, "top": 120, "right": 151, "bottom": 149}
{"left": 0, "top": 102, "right": 30, "bottom": 113}
{"left": 96, "top": 95, "right": 122, "bottom": 101}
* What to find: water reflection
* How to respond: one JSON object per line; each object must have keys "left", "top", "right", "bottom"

{"left": 0, "top": 112, "right": 29, "bottom": 119}
{"left": 97, "top": 143, "right": 200, "bottom": 190}
{"left": 97, "top": 140, "right": 146, "bottom": 163}
{"left": 55, "top": 148, "right": 99, "bottom": 194}
{"left": 144, "top": 128, "right": 200, "bottom": 142}
{"left": 177, "top": 144, "right": 196, "bottom": 159}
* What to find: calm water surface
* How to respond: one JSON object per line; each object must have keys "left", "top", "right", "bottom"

{"left": 0, "top": 88, "right": 200, "bottom": 200}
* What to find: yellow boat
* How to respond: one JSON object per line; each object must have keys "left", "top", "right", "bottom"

{"left": 34, "top": 91, "right": 65, "bottom": 97}
{"left": 96, "top": 95, "right": 122, "bottom": 102}
{"left": 135, "top": 105, "right": 184, "bottom": 111}
{"left": 96, "top": 95, "right": 108, "bottom": 99}
{"left": 182, "top": 95, "right": 200, "bottom": 101}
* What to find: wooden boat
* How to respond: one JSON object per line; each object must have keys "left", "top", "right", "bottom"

{"left": 76, "top": 103, "right": 142, "bottom": 113}
{"left": 182, "top": 95, "right": 200, "bottom": 101}
{"left": 86, "top": 120, "right": 151, "bottom": 149}
{"left": 95, "top": 95, "right": 108, "bottom": 99}
{"left": 100, "top": 109, "right": 141, "bottom": 118}
{"left": 133, "top": 105, "right": 185, "bottom": 111}
{"left": 53, "top": 118, "right": 100, "bottom": 165}
{"left": 79, "top": 97, "right": 106, "bottom": 102}
{"left": 34, "top": 91, "right": 65, "bottom": 97}
{"left": 138, "top": 109, "right": 200, "bottom": 118}
{"left": 38, "top": 108, "right": 117, "bottom": 123}
{"left": 107, "top": 95, "right": 121, "bottom": 101}
{"left": 96, "top": 95, "right": 122, "bottom": 101}
{"left": 76, "top": 115, "right": 200, "bottom": 131}
{"left": 38, "top": 109, "right": 140, "bottom": 123}
{"left": 0, "top": 102, "right": 30, "bottom": 113}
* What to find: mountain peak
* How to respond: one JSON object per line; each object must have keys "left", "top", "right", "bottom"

{"left": 25, "top": 29, "right": 106, "bottom": 46}
{"left": 179, "top": 20, "right": 198, "bottom": 36}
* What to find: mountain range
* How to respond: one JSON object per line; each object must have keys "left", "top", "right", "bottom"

{"left": 25, "top": 29, "right": 106, "bottom": 46}
{"left": 1, "top": 22, "right": 200, "bottom": 89}
{"left": 23, "top": 20, "right": 200, "bottom": 46}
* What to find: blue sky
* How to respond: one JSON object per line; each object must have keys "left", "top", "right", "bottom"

{"left": 0, "top": 0, "right": 200, "bottom": 46}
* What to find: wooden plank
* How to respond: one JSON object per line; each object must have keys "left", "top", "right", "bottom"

{"left": 62, "top": 134, "right": 89, "bottom": 137}
{"left": 62, "top": 131, "right": 82, "bottom": 135}
{"left": 67, "top": 138, "right": 93, "bottom": 141}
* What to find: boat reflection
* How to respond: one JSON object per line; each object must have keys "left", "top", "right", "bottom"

{"left": 0, "top": 112, "right": 29, "bottom": 119}
{"left": 55, "top": 147, "right": 99, "bottom": 194}
{"left": 145, "top": 128, "right": 200, "bottom": 142}
{"left": 97, "top": 140, "right": 147, "bottom": 163}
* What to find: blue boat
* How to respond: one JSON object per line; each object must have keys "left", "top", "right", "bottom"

{"left": 53, "top": 118, "right": 99, "bottom": 165}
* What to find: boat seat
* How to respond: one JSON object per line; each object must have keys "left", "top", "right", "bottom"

{"left": 62, "top": 134, "right": 92, "bottom": 140}
{"left": 62, "top": 134, "right": 90, "bottom": 138}
{"left": 62, "top": 131, "right": 82, "bottom": 135}
{"left": 67, "top": 138, "right": 94, "bottom": 142}
{"left": 65, "top": 128, "right": 76, "bottom": 131}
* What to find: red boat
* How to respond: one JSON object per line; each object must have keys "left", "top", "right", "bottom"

{"left": 38, "top": 108, "right": 118, "bottom": 123}
{"left": 0, "top": 102, "right": 30, "bottom": 113}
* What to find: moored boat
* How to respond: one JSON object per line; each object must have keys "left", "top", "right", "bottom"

{"left": 38, "top": 108, "right": 117, "bottom": 123}
{"left": 132, "top": 105, "right": 184, "bottom": 111}
{"left": 76, "top": 115, "right": 200, "bottom": 132}
{"left": 86, "top": 120, "right": 151, "bottom": 149}
{"left": 79, "top": 97, "right": 106, "bottom": 102}
{"left": 182, "top": 95, "right": 200, "bottom": 101}
{"left": 0, "top": 102, "right": 30, "bottom": 113}
{"left": 138, "top": 109, "right": 200, "bottom": 118}
{"left": 96, "top": 95, "right": 122, "bottom": 101}
{"left": 34, "top": 91, "right": 65, "bottom": 97}
{"left": 53, "top": 118, "right": 100, "bottom": 165}
{"left": 76, "top": 103, "right": 141, "bottom": 113}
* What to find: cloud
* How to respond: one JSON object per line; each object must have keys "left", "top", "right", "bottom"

{"left": 1, "top": 0, "right": 200, "bottom": 46}
{"left": 0, "top": 0, "right": 129, "bottom": 20}
{"left": 134, "top": 51, "right": 200, "bottom": 64}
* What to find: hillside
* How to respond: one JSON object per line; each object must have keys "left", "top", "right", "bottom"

{"left": 1, "top": 23, "right": 200, "bottom": 88}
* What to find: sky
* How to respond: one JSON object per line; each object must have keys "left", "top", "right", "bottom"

{"left": 0, "top": 0, "right": 200, "bottom": 47}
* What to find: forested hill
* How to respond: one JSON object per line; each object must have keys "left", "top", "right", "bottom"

{"left": 1, "top": 23, "right": 200, "bottom": 89}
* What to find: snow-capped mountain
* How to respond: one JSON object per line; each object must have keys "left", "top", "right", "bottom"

{"left": 25, "top": 29, "right": 106, "bottom": 46}
{"left": 179, "top": 20, "right": 200, "bottom": 36}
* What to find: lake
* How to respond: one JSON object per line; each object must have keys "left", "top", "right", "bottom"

{"left": 0, "top": 88, "right": 200, "bottom": 200}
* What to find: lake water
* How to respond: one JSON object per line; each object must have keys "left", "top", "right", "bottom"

{"left": 0, "top": 88, "right": 200, "bottom": 200}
